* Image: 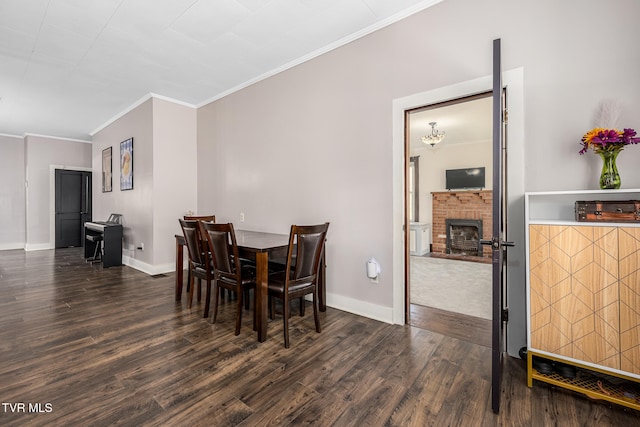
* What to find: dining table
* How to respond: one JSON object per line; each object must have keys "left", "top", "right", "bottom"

{"left": 174, "top": 229, "right": 326, "bottom": 342}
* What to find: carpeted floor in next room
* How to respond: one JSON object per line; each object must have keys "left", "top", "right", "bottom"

{"left": 410, "top": 255, "right": 492, "bottom": 320}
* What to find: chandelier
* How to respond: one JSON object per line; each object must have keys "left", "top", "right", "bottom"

{"left": 421, "top": 122, "right": 445, "bottom": 147}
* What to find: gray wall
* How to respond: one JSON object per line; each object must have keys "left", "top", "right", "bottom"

{"left": 196, "top": 0, "right": 640, "bottom": 354}
{"left": 151, "top": 97, "right": 197, "bottom": 268}
{"left": 92, "top": 99, "right": 154, "bottom": 267}
{"left": 0, "top": 134, "right": 25, "bottom": 249}
{"left": 91, "top": 96, "right": 197, "bottom": 273}
{"left": 0, "top": 134, "right": 91, "bottom": 250}
{"left": 24, "top": 135, "right": 91, "bottom": 249}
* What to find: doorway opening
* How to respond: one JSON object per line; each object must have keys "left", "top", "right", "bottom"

{"left": 393, "top": 68, "right": 525, "bottom": 358}
{"left": 405, "top": 92, "right": 493, "bottom": 342}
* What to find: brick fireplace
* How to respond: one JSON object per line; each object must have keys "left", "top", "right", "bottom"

{"left": 431, "top": 190, "right": 492, "bottom": 262}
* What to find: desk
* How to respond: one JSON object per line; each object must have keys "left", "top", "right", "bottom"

{"left": 175, "top": 230, "right": 327, "bottom": 342}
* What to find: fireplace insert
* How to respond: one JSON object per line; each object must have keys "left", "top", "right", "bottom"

{"left": 445, "top": 219, "right": 483, "bottom": 256}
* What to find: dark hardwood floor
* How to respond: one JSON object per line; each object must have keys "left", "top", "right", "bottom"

{"left": 1, "top": 248, "right": 640, "bottom": 426}
{"left": 409, "top": 303, "right": 491, "bottom": 348}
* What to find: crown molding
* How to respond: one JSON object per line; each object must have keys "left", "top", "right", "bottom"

{"left": 196, "top": 0, "right": 443, "bottom": 108}
{"left": 0, "top": 132, "right": 23, "bottom": 139}
{"left": 90, "top": 93, "right": 196, "bottom": 137}
{"left": 24, "top": 133, "right": 91, "bottom": 143}
{"left": 92, "top": 1, "right": 443, "bottom": 130}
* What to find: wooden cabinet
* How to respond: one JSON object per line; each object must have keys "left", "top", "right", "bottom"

{"left": 526, "top": 190, "right": 640, "bottom": 409}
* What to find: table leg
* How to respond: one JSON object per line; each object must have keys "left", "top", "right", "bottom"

{"left": 175, "top": 238, "right": 184, "bottom": 301}
{"left": 255, "top": 251, "right": 269, "bottom": 342}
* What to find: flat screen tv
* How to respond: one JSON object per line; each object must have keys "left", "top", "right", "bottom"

{"left": 446, "top": 167, "right": 485, "bottom": 190}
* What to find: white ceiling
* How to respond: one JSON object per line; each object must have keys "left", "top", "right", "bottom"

{"left": 0, "top": 0, "right": 442, "bottom": 141}
{"left": 409, "top": 95, "right": 493, "bottom": 151}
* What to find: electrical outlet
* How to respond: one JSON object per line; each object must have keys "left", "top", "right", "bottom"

{"left": 240, "top": 212, "right": 245, "bottom": 222}
{"left": 137, "top": 242, "right": 144, "bottom": 251}
{"left": 370, "top": 276, "right": 379, "bottom": 284}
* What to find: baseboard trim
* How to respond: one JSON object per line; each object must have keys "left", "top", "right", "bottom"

{"left": 0, "top": 243, "right": 25, "bottom": 250}
{"left": 325, "top": 293, "right": 394, "bottom": 324}
{"left": 24, "top": 243, "right": 54, "bottom": 251}
{"left": 118, "top": 258, "right": 393, "bottom": 325}
{"left": 122, "top": 256, "right": 175, "bottom": 276}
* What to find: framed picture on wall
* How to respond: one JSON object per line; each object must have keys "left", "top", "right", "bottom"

{"left": 102, "top": 147, "right": 112, "bottom": 192}
{"left": 120, "top": 137, "right": 133, "bottom": 191}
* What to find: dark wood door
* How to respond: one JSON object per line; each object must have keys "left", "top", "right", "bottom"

{"left": 484, "top": 38, "right": 514, "bottom": 414}
{"left": 55, "top": 170, "right": 92, "bottom": 248}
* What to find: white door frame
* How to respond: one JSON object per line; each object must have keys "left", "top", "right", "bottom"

{"left": 391, "top": 68, "right": 526, "bottom": 355}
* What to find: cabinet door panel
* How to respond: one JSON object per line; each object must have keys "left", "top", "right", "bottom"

{"left": 619, "top": 227, "right": 640, "bottom": 374}
{"left": 529, "top": 225, "right": 620, "bottom": 369}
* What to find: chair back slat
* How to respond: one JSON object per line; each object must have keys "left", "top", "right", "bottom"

{"left": 179, "top": 219, "right": 206, "bottom": 266}
{"left": 200, "top": 222, "right": 240, "bottom": 278}
{"left": 294, "top": 231, "right": 325, "bottom": 279}
{"left": 184, "top": 215, "right": 215, "bottom": 247}
{"left": 286, "top": 223, "right": 329, "bottom": 283}
{"left": 210, "top": 230, "right": 233, "bottom": 273}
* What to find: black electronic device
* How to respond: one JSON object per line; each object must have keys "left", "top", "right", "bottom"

{"left": 445, "top": 167, "right": 485, "bottom": 190}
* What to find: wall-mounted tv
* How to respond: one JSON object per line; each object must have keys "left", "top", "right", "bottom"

{"left": 446, "top": 167, "right": 485, "bottom": 190}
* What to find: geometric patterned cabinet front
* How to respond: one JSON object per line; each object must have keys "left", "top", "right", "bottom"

{"left": 619, "top": 227, "right": 640, "bottom": 373}
{"left": 525, "top": 190, "right": 640, "bottom": 410}
{"left": 529, "top": 224, "right": 622, "bottom": 371}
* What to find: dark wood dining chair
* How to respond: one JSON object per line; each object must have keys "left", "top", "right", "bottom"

{"left": 186, "top": 214, "right": 247, "bottom": 303}
{"left": 268, "top": 222, "right": 329, "bottom": 348}
{"left": 180, "top": 215, "right": 215, "bottom": 295}
{"left": 179, "top": 219, "right": 215, "bottom": 318}
{"left": 200, "top": 221, "right": 256, "bottom": 335}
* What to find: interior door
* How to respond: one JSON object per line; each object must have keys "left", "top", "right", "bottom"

{"left": 482, "top": 38, "right": 514, "bottom": 414}
{"left": 55, "top": 170, "right": 92, "bottom": 248}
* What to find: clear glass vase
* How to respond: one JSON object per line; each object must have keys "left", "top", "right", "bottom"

{"left": 598, "top": 148, "right": 621, "bottom": 189}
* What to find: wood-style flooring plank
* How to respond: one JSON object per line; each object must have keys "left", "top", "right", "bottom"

{"left": 1, "top": 248, "right": 640, "bottom": 426}
{"left": 409, "top": 303, "right": 491, "bottom": 348}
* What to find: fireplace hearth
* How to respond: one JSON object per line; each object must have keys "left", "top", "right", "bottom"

{"left": 446, "top": 219, "right": 482, "bottom": 256}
